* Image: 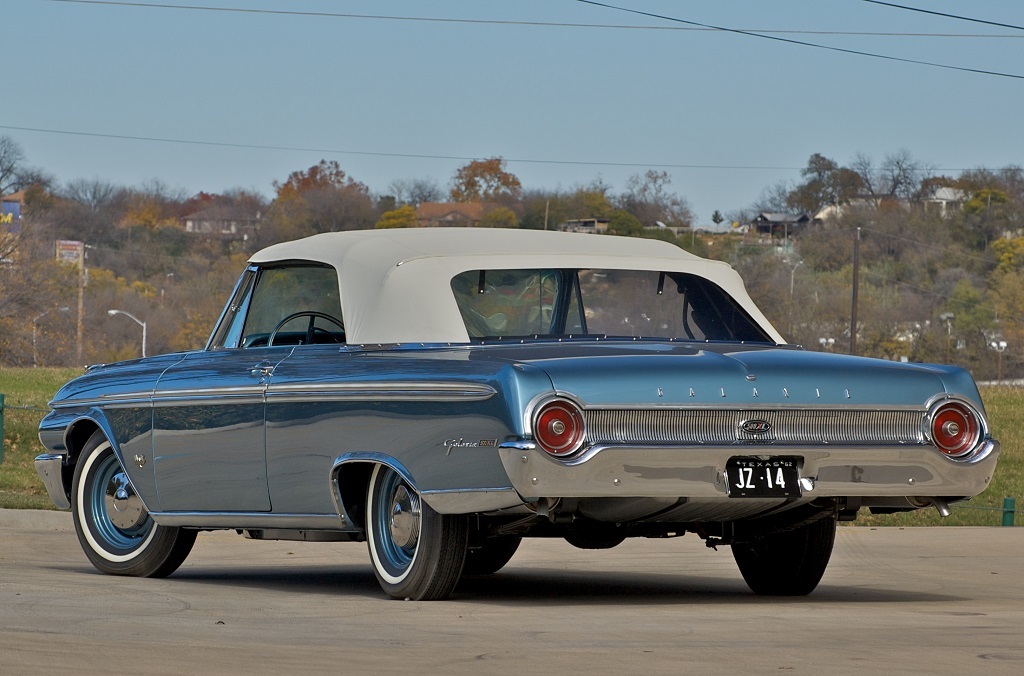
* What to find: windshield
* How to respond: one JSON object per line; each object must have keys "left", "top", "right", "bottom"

{"left": 451, "top": 268, "right": 772, "bottom": 343}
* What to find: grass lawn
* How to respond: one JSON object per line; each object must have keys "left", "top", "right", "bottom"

{"left": 1, "top": 367, "right": 1020, "bottom": 524}
{"left": 0, "top": 366, "right": 83, "bottom": 509}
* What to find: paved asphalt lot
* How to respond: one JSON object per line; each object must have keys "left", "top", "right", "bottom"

{"left": 1, "top": 510, "right": 1022, "bottom": 675}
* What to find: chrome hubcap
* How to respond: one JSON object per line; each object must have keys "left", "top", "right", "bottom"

{"left": 104, "top": 471, "right": 146, "bottom": 530}
{"left": 388, "top": 484, "right": 421, "bottom": 549}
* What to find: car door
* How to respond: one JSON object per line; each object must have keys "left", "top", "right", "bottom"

{"left": 151, "top": 346, "right": 290, "bottom": 512}
{"left": 151, "top": 263, "right": 344, "bottom": 513}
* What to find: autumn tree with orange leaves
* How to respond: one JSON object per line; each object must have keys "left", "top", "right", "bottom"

{"left": 449, "top": 158, "right": 522, "bottom": 203}
{"left": 262, "top": 160, "right": 376, "bottom": 245}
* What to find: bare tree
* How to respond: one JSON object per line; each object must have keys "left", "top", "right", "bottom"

{"left": 388, "top": 177, "right": 444, "bottom": 207}
{"left": 619, "top": 170, "right": 693, "bottom": 228}
{"left": 879, "top": 149, "right": 931, "bottom": 200}
{"left": 753, "top": 179, "right": 795, "bottom": 213}
{"left": 0, "top": 136, "right": 52, "bottom": 195}
{"left": 0, "top": 136, "right": 26, "bottom": 195}
{"left": 850, "top": 150, "right": 929, "bottom": 200}
{"left": 60, "top": 178, "right": 124, "bottom": 211}
{"left": 849, "top": 153, "right": 879, "bottom": 198}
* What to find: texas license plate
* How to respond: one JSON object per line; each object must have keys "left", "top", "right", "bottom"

{"left": 726, "top": 457, "right": 801, "bottom": 498}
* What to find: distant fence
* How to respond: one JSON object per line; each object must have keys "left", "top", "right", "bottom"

{"left": 957, "top": 498, "right": 1017, "bottom": 527}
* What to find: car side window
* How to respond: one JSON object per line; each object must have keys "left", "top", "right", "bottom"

{"left": 238, "top": 265, "right": 345, "bottom": 348}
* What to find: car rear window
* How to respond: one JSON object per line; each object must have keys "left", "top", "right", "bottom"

{"left": 450, "top": 268, "right": 772, "bottom": 343}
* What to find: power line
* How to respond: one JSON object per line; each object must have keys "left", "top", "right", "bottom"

{"left": 575, "top": 0, "right": 1024, "bottom": 81}
{"left": 0, "top": 123, "right": 995, "bottom": 176}
{"left": 861, "top": 1, "right": 1024, "bottom": 33}
{"left": 0, "top": 123, "right": 802, "bottom": 172}
{"left": 39, "top": 0, "right": 1024, "bottom": 39}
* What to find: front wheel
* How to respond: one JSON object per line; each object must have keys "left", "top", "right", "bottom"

{"left": 72, "top": 431, "right": 196, "bottom": 577}
{"left": 731, "top": 514, "right": 836, "bottom": 596}
{"left": 365, "top": 465, "right": 468, "bottom": 600}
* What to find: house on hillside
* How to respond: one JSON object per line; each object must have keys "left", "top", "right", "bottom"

{"left": 414, "top": 202, "right": 496, "bottom": 227}
{"left": 182, "top": 206, "right": 260, "bottom": 239}
{"left": 557, "top": 218, "right": 609, "bottom": 234}
{"left": 813, "top": 197, "right": 884, "bottom": 223}
{"left": 750, "top": 212, "right": 810, "bottom": 238}
{"left": 921, "top": 187, "right": 965, "bottom": 218}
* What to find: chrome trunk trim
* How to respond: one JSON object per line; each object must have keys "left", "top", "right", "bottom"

{"left": 584, "top": 408, "right": 926, "bottom": 446}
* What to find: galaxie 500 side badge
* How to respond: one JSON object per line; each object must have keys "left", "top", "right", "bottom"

{"left": 443, "top": 438, "right": 498, "bottom": 456}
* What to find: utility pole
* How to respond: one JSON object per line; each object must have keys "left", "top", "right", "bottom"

{"left": 56, "top": 240, "right": 86, "bottom": 361}
{"left": 77, "top": 254, "right": 85, "bottom": 361}
{"left": 850, "top": 227, "right": 860, "bottom": 355}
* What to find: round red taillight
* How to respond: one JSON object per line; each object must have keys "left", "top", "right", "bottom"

{"left": 930, "top": 401, "right": 981, "bottom": 457}
{"left": 533, "top": 400, "right": 586, "bottom": 457}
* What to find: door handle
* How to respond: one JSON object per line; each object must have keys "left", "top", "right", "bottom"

{"left": 251, "top": 363, "right": 274, "bottom": 378}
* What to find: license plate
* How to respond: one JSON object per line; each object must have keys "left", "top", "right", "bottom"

{"left": 726, "top": 457, "right": 801, "bottom": 498}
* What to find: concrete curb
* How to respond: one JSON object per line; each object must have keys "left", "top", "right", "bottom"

{"left": 0, "top": 508, "right": 71, "bottom": 530}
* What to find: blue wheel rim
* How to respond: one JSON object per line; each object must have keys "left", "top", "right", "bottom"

{"left": 88, "top": 451, "right": 153, "bottom": 553}
{"left": 373, "top": 470, "right": 415, "bottom": 574}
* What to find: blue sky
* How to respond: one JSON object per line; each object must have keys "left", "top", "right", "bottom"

{"left": 5, "top": 0, "right": 1024, "bottom": 226}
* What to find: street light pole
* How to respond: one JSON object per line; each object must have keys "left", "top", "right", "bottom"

{"left": 107, "top": 309, "right": 147, "bottom": 357}
{"left": 990, "top": 340, "right": 1007, "bottom": 382}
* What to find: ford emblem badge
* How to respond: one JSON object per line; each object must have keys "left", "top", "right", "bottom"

{"left": 741, "top": 419, "right": 772, "bottom": 435}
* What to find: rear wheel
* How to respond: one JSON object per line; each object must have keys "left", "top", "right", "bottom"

{"left": 365, "top": 465, "right": 468, "bottom": 600}
{"left": 731, "top": 514, "right": 836, "bottom": 596}
{"left": 72, "top": 431, "right": 196, "bottom": 577}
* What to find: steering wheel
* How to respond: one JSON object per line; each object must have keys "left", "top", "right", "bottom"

{"left": 268, "top": 311, "right": 346, "bottom": 346}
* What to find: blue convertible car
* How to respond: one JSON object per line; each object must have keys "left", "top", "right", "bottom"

{"left": 36, "top": 228, "right": 999, "bottom": 599}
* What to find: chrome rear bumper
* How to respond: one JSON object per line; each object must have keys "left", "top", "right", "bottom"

{"left": 498, "top": 440, "right": 999, "bottom": 500}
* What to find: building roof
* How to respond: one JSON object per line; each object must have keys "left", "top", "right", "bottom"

{"left": 925, "top": 187, "right": 965, "bottom": 202}
{"left": 183, "top": 205, "right": 260, "bottom": 222}
{"left": 415, "top": 202, "right": 492, "bottom": 222}
{"left": 754, "top": 212, "right": 809, "bottom": 223}
{"left": 248, "top": 228, "right": 783, "bottom": 344}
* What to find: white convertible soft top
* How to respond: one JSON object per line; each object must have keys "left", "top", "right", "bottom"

{"left": 249, "top": 228, "right": 785, "bottom": 345}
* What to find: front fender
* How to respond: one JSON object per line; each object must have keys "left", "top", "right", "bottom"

{"left": 36, "top": 406, "right": 157, "bottom": 515}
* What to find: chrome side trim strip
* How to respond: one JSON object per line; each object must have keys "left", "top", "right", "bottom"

{"left": 53, "top": 381, "right": 497, "bottom": 409}
{"left": 51, "top": 395, "right": 152, "bottom": 410}
{"left": 150, "top": 512, "right": 355, "bottom": 530}
{"left": 152, "top": 388, "right": 266, "bottom": 407}
{"left": 267, "top": 381, "right": 497, "bottom": 403}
